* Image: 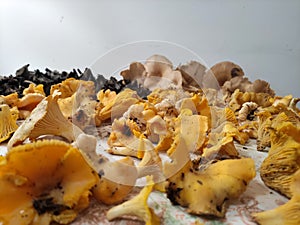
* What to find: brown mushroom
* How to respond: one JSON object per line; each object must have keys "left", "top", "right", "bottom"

{"left": 205, "top": 61, "right": 244, "bottom": 87}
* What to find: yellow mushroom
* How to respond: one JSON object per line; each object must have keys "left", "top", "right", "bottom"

{"left": 256, "top": 111, "right": 272, "bottom": 151}
{"left": 202, "top": 135, "right": 239, "bottom": 160}
{"left": 228, "top": 89, "right": 273, "bottom": 112}
{"left": 0, "top": 93, "right": 19, "bottom": 108}
{"left": 17, "top": 93, "right": 45, "bottom": 119}
{"left": 0, "top": 139, "right": 98, "bottom": 225}
{"left": 107, "top": 118, "right": 153, "bottom": 159}
{"left": 23, "top": 83, "right": 45, "bottom": 96}
{"left": 110, "top": 88, "right": 142, "bottom": 121}
{"left": 106, "top": 175, "right": 160, "bottom": 225}
{"left": 50, "top": 78, "right": 95, "bottom": 99}
{"left": 0, "top": 104, "right": 18, "bottom": 143}
{"left": 253, "top": 169, "right": 300, "bottom": 225}
{"left": 212, "top": 121, "right": 249, "bottom": 145}
{"left": 136, "top": 137, "right": 165, "bottom": 185}
{"left": 58, "top": 91, "right": 97, "bottom": 130}
{"left": 260, "top": 117, "right": 300, "bottom": 198}
{"left": 93, "top": 156, "right": 138, "bottom": 205}
{"left": 166, "top": 157, "right": 256, "bottom": 218}
{"left": 7, "top": 91, "right": 83, "bottom": 150}
{"left": 95, "top": 89, "right": 118, "bottom": 124}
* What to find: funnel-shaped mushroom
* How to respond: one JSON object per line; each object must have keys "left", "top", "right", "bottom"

{"left": 260, "top": 119, "right": 300, "bottom": 198}
{"left": 106, "top": 175, "right": 160, "bottom": 225}
{"left": 0, "top": 140, "right": 97, "bottom": 225}
{"left": 253, "top": 169, "right": 300, "bottom": 225}
{"left": 166, "top": 157, "right": 256, "bottom": 218}
{"left": 93, "top": 156, "right": 138, "bottom": 205}
{"left": 0, "top": 104, "right": 18, "bottom": 143}
{"left": 7, "top": 92, "right": 83, "bottom": 149}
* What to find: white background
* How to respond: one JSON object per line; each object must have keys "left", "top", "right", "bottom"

{"left": 1, "top": 0, "right": 299, "bottom": 97}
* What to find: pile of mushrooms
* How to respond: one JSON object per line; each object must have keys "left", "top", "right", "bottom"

{"left": 0, "top": 54, "right": 299, "bottom": 225}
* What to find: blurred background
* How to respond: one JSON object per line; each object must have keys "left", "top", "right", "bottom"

{"left": 1, "top": 0, "right": 299, "bottom": 97}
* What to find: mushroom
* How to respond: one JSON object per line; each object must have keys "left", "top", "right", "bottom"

{"left": 249, "top": 79, "right": 275, "bottom": 96}
{"left": 0, "top": 139, "right": 98, "bottom": 225}
{"left": 174, "top": 109, "right": 208, "bottom": 154}
{"left": 110, "top": 88, "right": 142, "bottom": 121}
{"left": 256, "top": 111, "right": 272, "bottom": 151}
{"left": 204, "top": 61, "right": 244, "bottom": 88}
{"left": 71, "top": 132, "right": 138, "bottom": 205}
{"left": 93, "top": 156, "right": 138, "bottom": 205}
{"left": 107, "top": 118, "right": 154, "bottom": 159}
{"left": 23, "top": 83, "right": 45, "bottom": 96}
{"left": 0, "top": 104, "right": 19, "bottom": 143}
{"left": 0, "top": 92, "right": 19, "bottom": 108}
{"left": 260, "top": 113, "right": 300, "bottom": 198}
{"left": 16, "top": 93, "right": 45, "bottom": 119}
{"left": 191, "top": 93, "right": 212, "bottom": 128}
{"left": 289, "top": 97, "right": 300, "bottom": 112}
{"left": 58, "top": 91, "right": 97, "bottom": 130}
{"left": 202, "top": 135, "right": 239, "bottom": 160}
{"left": 120, "top": 61, "right": 146, "bottom": 85}
{"left": 177, "top": 60, "right": 207, "bottom": 91}
{"left": 136, "top": 137, "right": 164, "bottom": 184}
{"left": 222, "top": 77, "right": 275, "bottom": 96}
{"left": 228, "top": 89, "right": 273, "bottom": 112}
{"left": 143, "top": 55, "right": 182, "bottom": 90}
{"left": 146, "top": 115, "right": 167, "bottom": 143}
{"left": 210, "top": 106, "right": 238, "bottom": 129}
{"left": 106, "top": 175, "right": 160, "bottom": 225}
{"left": 238, "top": 120, "right": 259, "bottom": 139}
{"left": 238, "top": 102, "right": 258, "bottom": 122}
{"left": 50, "top": 78, "right": 95, "bottom": 99}
{"left": 253, "top": 169, "right": 300, "bottom": 225}
{"left": 95, "top": 89, "right": 117, "bottom": 124}
{"left": 166, "top": 156, "right": 256, "bottom": 218}
{"left": 272, "top": 95, "right": 293, "bottom": 107}
{"left": 7, "top": 91, "right": 83, "bottom": 150}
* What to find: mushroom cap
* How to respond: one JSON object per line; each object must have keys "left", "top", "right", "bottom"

{"left": 207, "top": 61, "right": 244, "bottom": 87}
{"left": 0, "top": 104, "right": 19, "bottom": 143}
{"left": 7, "top": 92, "right": 83, "bottom": 150}
{"left": 0, "top": 139, "right": 97, "bottom": 225}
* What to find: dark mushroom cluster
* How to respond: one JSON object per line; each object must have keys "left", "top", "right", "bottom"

{"left": 0, "top": 65, "right": 150, "bottom": 98}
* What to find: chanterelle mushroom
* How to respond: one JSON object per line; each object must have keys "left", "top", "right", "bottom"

{"left": 166, "top": 152, "right": 255, "bottom": 217}
{"left": 106, "top": 175, "right": 160, "bottom": 225}
{"left": 7, "top": 91, "right": 83, "bottom": 150}
{"left": 0, "top": 139, "right": 98, "bottom": 225}
{"left": 93, "top": 156, "right": 138, "bottom": 205}
{"left": 253, "top": 169, "right": 300, "bottom": 225}
{"left": 260, "top": 112, "right": 300, "bottom": 198}
{"left": 0, "top": 104, "right": 19, "bottom": 143}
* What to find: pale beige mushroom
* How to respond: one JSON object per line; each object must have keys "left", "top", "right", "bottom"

{"left": 238, "top": 102, "right": 259, "bottom": 122}
{"left": 143, "top": 55, "right": 182, "bottom": 90}
{"left": 177, "top": 60, "right": 207, "bottom": 91}
{"left": 120, "top": 61, "right": 146, "bottom": 85}
{"left": 146, "top": 115, "right": 167, "bottom": 143}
